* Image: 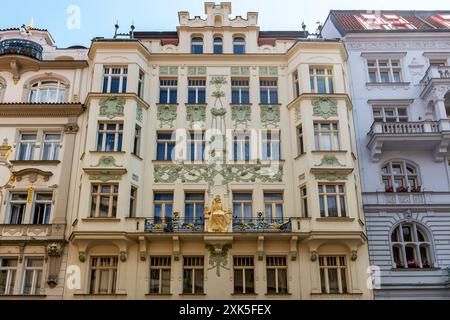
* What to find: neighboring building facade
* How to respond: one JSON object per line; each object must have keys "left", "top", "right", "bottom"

{"left": 0, "top": 27, "right": 88, "bottom": 298}
{"left": 323, "top": 10, "right": 450, "bottom": 299}
{"left": 64, "top": 3, "right": 372, "bottom": 300}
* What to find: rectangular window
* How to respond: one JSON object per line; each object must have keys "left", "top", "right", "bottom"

{"left": 367, "top": 59, "right": 402, "bottom": 83}
{"left": 187, "top": 131, "right": 205, "bottom": 161}
{"left": 137, "top": 70, "right": 144, "bottom": 98}
{"left": 17, "top": 133, "right": 37, "bottom": 161}
{"left": 314, "top": 122, "right": 340, "bottom": 151}
{"left": 183, "top": 257, "right": 204, "bottom": 294}
{"left": 297, "top": 125, "right": 305, "bottom": 155}
{"left": 188, "top": 79, "right": 206, "bottom": 104}
{"left": 90, "top": 184, "right": 119, "bottom": 218}
{"left": 233, "top": 38, "right": 246, "bottom": 54}
{"left": 103, "top": 67, "right": 128, "bottom": 94}
{"left": 231, "top": 79, "right": 250, "bottom": 104}
{"left": 149, "top": 257, "right": 171, "bottom": 295}
{"left": 233, "top": 131, "right": 250, "bottom": 161}
{"left": 184, "top": 193, "right": 204, "bottom": 223}
{"left": 233, "top": 257, "right": 255, "bottom": 294}
{"left": 318, "top": 184, "right": 347, "bottom": 218}
{"left": 156, "top": 132, "right": 175, "bottom": 161}
{"left": 266, "top": 256, "right": 288, "bottom": 294}
{"left": 264, "top": 192, "right": 283, "bottom": 221}
{"left": 89, "top": 257, "right": 118, "bottom": 294}
{"left": 96, "top": 122, "right": 123, "bottom": 152}
{"left": 260, "top": 80, "right": 278, "bottom": 104}
{"left": 32, "top": 193, "right": 52, "bottom": 224}
{"left": 372, "top": 106, "right": 409, "bottom": 122}
{"left": 232, "top": 193, "right": 252, "bottom": 223}
{"left": 159, "top": 79, "right": 178, "bottom": 104}
{"left": 133, "top": 125, "right": 141, "bottom": 156}
{"left": 21, "top": 258, "right": 43, "bottom": 295}
{"left": 300, "top": 186, "right": 308, "bottom": 218}
{"left": 0, "top": 258, "right": 18, "bottom": 295}
{"left": 293, "top": 71, "right": 300, "bottom": 98}
{"left": 310, "top": 67, "right": 334, "bottom": 94}
{"left": 154, "top": 192, "right": 174, "bottom": 223}
{"left": 7, "top": 193, "right": 27, "bottom": 225}
{"left": 129, "top": 186, "right": 137, "bottom": 218}
{"left": 319, "top": 256, "right": 348, "bottom": 294}
{"left": 41, "top": 133, "right": 61, "bottom": 161}
{"left": 261, "top": 131, "right": 280, "bottom": 161}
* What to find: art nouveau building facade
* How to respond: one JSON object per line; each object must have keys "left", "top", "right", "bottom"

{"left": 62, "top": 3, "right": 372, "bottom": 300}
{"left": 0, "top": 27, "right": 88, "bottom": 298}
{"left": 323, "top": 10, "right": 450, "bottom": 299}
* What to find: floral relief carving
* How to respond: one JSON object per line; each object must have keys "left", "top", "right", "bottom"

{"left": 260, "top": 105, "right": 280, "bottom": 128}
{"left": 315, "top": 155, "right": 345, "bottom": 167}
{"left": 136, "top": 106, "right": 143, "bottom": 122}
{"left": 312, "top": 98, "right": 338, "bottom": 119}
{"left": 231, "top": 105, "right": 251, "bottom": 128}
{"left": 186, "top": 105, "right": 206, "bottom": 127}
{"left": 91, "top": 156, "right": 122, "bottom": 168}
{"left": 99, "top": 97, "right": 125, "bottom": 119}
{"left": 157, "top": 104, "right": 177, "bottom": 128}
{"left": 314, "top": 171, "right": 348, "bottom": 182}
{"left": 88, "top": 174, "right": 122, "bottom": 182}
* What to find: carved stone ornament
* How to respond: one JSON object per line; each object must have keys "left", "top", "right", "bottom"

{"left": 99, "top": 97, "right": 125, "bottom": 119}
{"left": 188, "top": 66, "right": 206, "bottom": 76}
{"left": 64, "top": 123, "right": 79, "bottom": 134}
{"left": 206, "top": 244, "right": 232, "bottom": 277}
{"left": 231, "top": 66, "right": 250, "bottom": 76}
{"left": 260, "top": 105, "right": 280, "bottom": 128}
{"left": 79, "top": 251, "right": 86, "bottom": 262}
{"left": 204, "top": 195, "right": 232, "bottom": 233}
{"left": 310, "top": 250, "right": 318, "bottom": 262}
{"left": 157, "top": 104, "right": 177, "bottom": 128}
{"left": 92, "top": 156, "right": 122, "bottom": 168}
{"left": 46, "top": 243, "right": 63, "bottom": 257}
{"left": 186, "top": 104, "right": 206, "bottom": 127}
{"left": 351, "top": 250, "right": 358, "bottom": 261}
{"left": 159, "top": 66, "right": 178, "bottom": 76}
{"left": 231, "top": 105, "right": 251, "bottom": 128}
{"left": 119, "top": 251, "right": 127, "bottom": 262}
{"left": 315, "top": 155, "right": 345, "bottom": 167}
{"left": 136, "top": 106, "right": 143, "bottom": 122}
{"left": 88, "top": 174, "right": 122, "bottom": 183}
{"left": 312, "top": 98, "right": 338, "bottom": 119}
{"left": 314, "top": 171, "right": 348, "bottom": 182}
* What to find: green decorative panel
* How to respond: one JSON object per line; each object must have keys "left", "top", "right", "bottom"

{"left": 132, "top": 174, "right": 139, "bottom": 182}
{"left": 231, "top": 105, "right": 251, "bottom": 128}
{"left": 136, "top": 106, "right": 143, "bottom": 123}
{"left": 89, "top": 174, "right": 122, "bottom": 182}
{"left": 188, "top": 66, "right": 207, "bottom": 76}
{"left": 298, "top": 173, "right": 306, "bottom": 181}
{"left": 312, "top": 98, "right": 338, "bottom": 119}
{"left": 154, "top": 161, "right": 283, "bottom": 192}
{"left": 295, "top": 106, "right": 301, "bottom": 122}
{"left": 259, "top": 66, "right": 278, "bottom": 77}
{"left": 186, "top": 105, "right": 206, "bottom": 127}
{"left": 231, "top": 66, "right": 250, "bottom": 76}
{"left": 99, "top": 97, "right": 125, "bottom": 119}
{"left": 157, "top": 104, "right": 177, "bottom": 128}
{"left": 260, "top": 105, "right": 280, "bottom": 128}
{"left": 314, "top": 171, "right": 348, "bottom": 182}
{"left": 206, "top": 244, "right": 231, "bottom": 277}
{"left": 315, "top": 155, "right": 345, "bottom": 167}
{"left": 159, "top": 66, "right": 178, "bottom": 76}
{"left": 92, "top": 156, "right": 122, "bottom": 168}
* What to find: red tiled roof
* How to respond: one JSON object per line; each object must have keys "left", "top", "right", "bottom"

{"left": 161, "top": 38, "right": 179, "bottom": 46}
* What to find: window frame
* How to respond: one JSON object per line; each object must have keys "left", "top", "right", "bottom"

{"left": 261, "top": 130, "right": 281, "bottom": 161}
{"left": 89, "top": 256, "right": 118, "bottom": 295}
{"left": 96, "top": 122, "right": 124, "bottom": 152}
{"left": 319, "top": 256, "right": 348, "bottom": 294}
{"left": 309, "top": 67, "right": 334, "bottom": 94}
{"left": 263, "top": 192, "right": 284, "bottom": 221}
{"left": 156, "top": 131, "right": 176, "bottom": 161}
{"left": 191, "top": 37, "right": 204, "bottom": 54}
{"left": 232, "top": 192, "right": 253, "bottom": 223}
{"left": 6, "top": 192, "right": 27, "bottom": 225}
{"left": 154, "top": 192, "right": 174, "bottom": 222}
{"left": 31, "top": 192, "right": 53, "bottom": 225}
{"left": 21, "top": 257, "right": 44, "bottom": 295}
{"left": 184, "top": 192, "right": 205, "bottom": 223}
{"left": 233, "top": 256, "right": 255, "bottom": 294}
{"left": 159, "top": 79, "right": 178, "bottom": 104}
{"left": 187, "top": 131, "right": 206, "bottom": 161}
{"left": 260, "top": 79, "right": 278, "bottom": 104}
{"left": 182, "top": 256, "right": 205, "bottom": 294}
{"left": 314, "top": 122, "right": 340, "bottom": 151}
{"left": 187, "top": 79, "right": 206, "bottom": 104}
{"left": 232, "top": 131, "right": 251, "bottom": 161}
{"left": 132, "top": 125, "right": 141, "bottom": 157}
{"left": 382, "top": 160, "right": 420, "bottom": 192}
{"left": 372, "top": 105, "right": 409, "bottom": 122}
{"left": 231, "top": 79, "right": 250, "bottom": 104}
{"left": 41, "top": 132, "right": 61, "bottom": 161}
{"left": 149, "top": 256, "right": 172, "bottom": 295}
{"left": 366, "top": 59, "right": 403, "bottom": 83}
{"left": 90, "top": 183, "right": 119, "bottom": 218}
{"left": 300, "top": 186, "right": 308, "bottom": 218}
{"left": 102, "top": 66, "right": 128, "bottom": 94}
{"left": 28, "top": 80, "right": 66, "bottom": 103}
{"left": 0, "top": 257, "right": 18, "bottom": 295}
{"left": 233, "top": 36, "right": 246, "bottom": 54}
{"left": 318, "top": 184, "right": 347, "bottom": 218}
{"left": 266, "top": 256, "right": 288, "bottom": 294}
{"left": 213, "top": 37, "right": 223, "bottom": 54}
{"left": 129, "top": 186, "right": 137, "bottom": 218}
{"left": 17, "top": 132, "right": 37, "bottom": 161}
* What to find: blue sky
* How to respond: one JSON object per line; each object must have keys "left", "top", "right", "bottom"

{"left": 1, "top": 0, "right": 450, "bottom": 47}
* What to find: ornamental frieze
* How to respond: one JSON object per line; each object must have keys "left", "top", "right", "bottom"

{"left": 99, "top": 96, "right": 125, "bottom": 119}
{"left": 260, "top": 105, "right": 280, "bottom": 128}
{"left": 313, "top": 171, "right": 348, "bottom": 182}
{"left": 157, "top": 104, "right": 177, "bottom": 128}
{"left": 231, "top": 105, "right": 251, "bottom": 128}
{"left": 312, "top": 97, "right": 337, "bottom": 119}
{"left": 315, "top": 155, "right": 345, "bottom": 167}
{"left": 186, "top": 104, "right": 206, "bottom": 127}
{"left": 91, "top": 156, "right": 122, "bottom": 168}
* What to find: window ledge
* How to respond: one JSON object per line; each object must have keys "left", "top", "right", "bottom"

{"left": 90, "top": 151, "right": 126, "bottom": 154}
{"left": 152, "top": 160, "right": 175, "bottom": 164}
{"left": 231, "top": 293, "right": 258, "bottom": 296}
{"left": 259, "top": 103, "right": 282, "bottom": 106}
{"left": 310, "top": 292, "right": 363, "bottom": 297}
{"left": 316, "top": 217, "right": 355, "bottom": 222}
{"left": 185, "top": 103, "right": 207, "bottom": 107}
{"left": 230, "top": 103, "right": 252, "bottom": 107}
{"left": 366, "top": 82, "right": 410, "bottom": 87}
{"left": 391, "top": 268, "right": 440, "bottom": 271}
{"left": 73, "top": 293, "right": 128, "bottom": 297}
{"left": 10, "top": 160, "right": 60, "bottom": 165}
{"left": 0, "top": 294, "right": 47, "bottom": 298}
{"left": 311, "top": 150, "right": 348, "bottom": 154}
{"left": 81, "top": 218, "right": 121, "bottom": 222}
{"left": 265, "top": 293, "right": 292, "bottom": 296}
{"left": 145, "top": 293, "right": 173, "bottom": 296}
{"left": 131, "top": 154, "right": 143, "bottom": 161}
{"left": 179, "top": 293, "right": 207, "bottom": 296}
{"left": 294, "top": 153, "right": 307, "bottom": 160}
{"left": 156, "top": 103, "right": 179, "bottom": 107}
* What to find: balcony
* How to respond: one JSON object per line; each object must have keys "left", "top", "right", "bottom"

{"left": 0, "top": 39, "right": 43, "bottom": 60}
{"left": 0, "top": 224, "right": 65, "bottom": 240}
{"left": 363, "top": 191, "right": 450, "bottom": 207}
{"left": 144, "top": 217, "right": 204, "bottom": 233}
{"left": 367, "top": 120, "right": 450, "bottom": 162}
{"left": 233, "top": 217, "right": 292, "bottom": 233}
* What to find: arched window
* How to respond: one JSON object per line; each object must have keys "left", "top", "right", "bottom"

{"left": 29, "top": 80, "right": 66, "bottom": 103}
{"left": 213, "top": 37, "right": 223, "bottom": 54}
{"left": 191, "top": 37, "right": 204, "bottom": 54}
{"left": 391, "top": 223, "right": 432, "bottom": 269}
{"left": 382, "top": 160, "right": 420, "bottom": 192}
{"left": 233, "top": 37, "right": 245, "bottom": 54}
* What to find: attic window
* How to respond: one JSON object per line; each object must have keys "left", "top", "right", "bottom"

{"left": 383, "top": 14, "right": 399, "bottom": 20}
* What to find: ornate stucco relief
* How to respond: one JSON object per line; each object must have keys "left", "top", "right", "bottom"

{"left": 231, "top": 105, "right": 251, "bottom": 128}
{"left": 99, "top": 97, "right": 125, "bottom": 119}
{"left": 157, "top": 104, "right": 177, "bottom": 128}
{"left": 312, "top": 98, "right": 338, "bottom": 119}
{"left": 260, "top": 105, "right": 280, "bottom": 128}
{"left": 186, "top": 104, "right": 206, "bottom": 128}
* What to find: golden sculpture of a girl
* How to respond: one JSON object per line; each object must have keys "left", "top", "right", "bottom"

{"left": 204, "top": 195, "right": 232, "bottom": 232}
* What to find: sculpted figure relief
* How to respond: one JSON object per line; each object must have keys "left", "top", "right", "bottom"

{"left": 204, "top": 195, "right": 232, "bottom": 232}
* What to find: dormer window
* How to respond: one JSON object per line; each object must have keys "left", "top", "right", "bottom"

{"left": 29, "top": 80, "right": 66, "bottom": 103}
{"left": 233, "top": 37, "right": 246, "bottom": 54}
{"left": 191, "top": 37, "right": 204, "bottom": 54}
{"left": 214, "top": 37, "right": 223, "bottom": 54}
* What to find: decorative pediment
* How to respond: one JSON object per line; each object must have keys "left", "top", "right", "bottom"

{"left": 12, "top": 168, "right": 53, "bottom": 182}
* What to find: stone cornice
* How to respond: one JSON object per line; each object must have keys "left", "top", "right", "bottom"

{"left": 287, "top": 93, "right": 352, "bottom": 110}
{"left": 88, "top": 40, "right": 151, "bottom": 60}
{"left": 0, "top": 103, "right": 84, "bottom": 117}
{"left": 85, "top": 92, "right": 150, "bottom": 110}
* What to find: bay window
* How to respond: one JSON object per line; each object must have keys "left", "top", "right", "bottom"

{"left": 318, "top": 184, "right": 347, "bottom": 218}
{"left": 310, "top": 67, "right": 334, "bottom": 94}
{"left": 96, "top": 122, "right": 123, "bottom": 152}
{"left": 90, "top": 184, "right": 119, "bottom": 218}
{"left": 314, "top": 122, "right": 340, "bottom": 151}
{"left": 102, "top": 67, "right": 128, "bottom": 93}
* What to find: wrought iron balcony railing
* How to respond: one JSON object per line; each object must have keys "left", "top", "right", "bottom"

{"left": 233, "top": 217, "right": 292, "bottom": 233}
{"left": 144, "top": 217, "right": 204, "bottom": 233}
{"left": 0, "top": 39, "right": 43, "bottom": 60}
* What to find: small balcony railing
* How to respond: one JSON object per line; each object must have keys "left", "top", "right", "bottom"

{"left": 144, "top": 217, "right": 204, "bottom": 233}
{"left": 0, "top": 39, "right": 43, "bottom": 60}
{"left": 369, "top": 121, "right": 441, "bottom": 136}
{"left": 421, "top": 65, "right": 450, "bottom": 86}
{"left": 232, "top": 217, "right": 292, "bottom": 233}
